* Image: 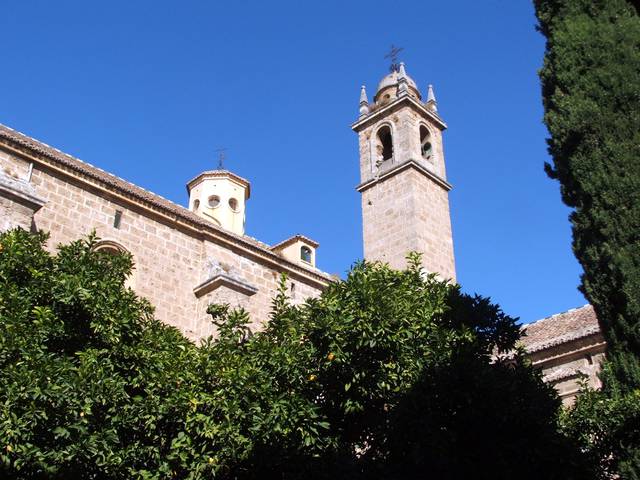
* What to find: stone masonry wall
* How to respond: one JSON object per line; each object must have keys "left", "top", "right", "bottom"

{"left": 358, "top": 103, "right": 446, "bottom": 185}
{"left": 528, "top": 333, "right": 606, "bottom": 405}
{"left": 0, "top": 146, "right": 325, "bottom": 341}
{"left": 361, "top": 167, "right": 456, "bottom": 280}
{"left": 356, "top": 99, "right": 455, "bottom": 280}
{"left": 0, "top": 194, "right": 34, "bottom": 231}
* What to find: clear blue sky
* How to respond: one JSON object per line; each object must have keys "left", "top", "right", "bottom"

{"left": 0, "top": 0, "right": 586, "bottom": 323}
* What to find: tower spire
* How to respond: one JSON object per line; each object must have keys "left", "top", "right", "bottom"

{"left": 426, "top": 84, "right": 437, "bottom": 112}
{"left": 398, "top": 61, "right": 407, "bottom": 77}
{"left": 359, "top": 85, "right": 370, "bottom": 118}
{"left": 397, "top": 62, "right": 409, "bottom": 97}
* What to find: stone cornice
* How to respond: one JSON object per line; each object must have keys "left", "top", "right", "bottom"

{"left": 0, "top": 125, "right": 333, "bottom": 289}
{"left": 527, "top": 335, "right": 607, "bottom": 365}
{"left": 0, "top": 172, "right": 47, "bottom": 210}
{"left": 193, "top": 273, "right": 259, "bottom": 298}
{"left": 544, "top": 366, "right": 590, "bottom": 384}
{"left": 356, "top": 159, "right": 452, "bottom": 193}
{"left": 351, "top": 95, "right": 447, "bottom": 132}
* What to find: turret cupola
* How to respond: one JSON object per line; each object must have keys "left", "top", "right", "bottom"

{"left": 187, "top": 169, "right": 250, "bottom": 236}
{"left": 373, "top": 62, "right": 422, "bottom": 106}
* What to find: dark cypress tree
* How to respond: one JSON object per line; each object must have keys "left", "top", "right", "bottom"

{"left": 534, "top": 0, "right": 640, "bottom": 394}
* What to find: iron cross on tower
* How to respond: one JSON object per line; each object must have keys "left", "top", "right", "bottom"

{"left": 385, "top": 44, "right": 404, "bottom": 73}
{"left": 214, "top": 148, "right": 226, "bottom": 170}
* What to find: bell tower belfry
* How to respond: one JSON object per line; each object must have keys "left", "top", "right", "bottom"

{"left": 352, "top": 63, "right": 456, "bottom": 280}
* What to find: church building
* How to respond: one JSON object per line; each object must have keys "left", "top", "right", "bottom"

{"left": 0, "top": 63, "right": 604, "bottom": 403}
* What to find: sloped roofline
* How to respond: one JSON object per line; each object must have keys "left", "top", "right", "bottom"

{"left": 520, "top": 305, "right": 602, "bottom": 354}
{"left": 0, "top": 123, "right": 332, "bottom": 286}
{"left": 271, "top": 234, "right": 320, "bottom": 251}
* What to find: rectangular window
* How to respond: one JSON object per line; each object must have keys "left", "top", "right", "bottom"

{"left": 113, "top": 210, "right": 123, "bottom": 229}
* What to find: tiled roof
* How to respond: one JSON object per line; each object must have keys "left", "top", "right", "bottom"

{"left": 521, "top": 305, "right": 601, "bottom": 353}
{"left": 0, "top": 123, "right": 332, "bottom": 283}
{"left": 186, "top": 170, "right": 251, "bottom": 198}
{"left": 271, "top": 234, "right": 320, "bottom": 251}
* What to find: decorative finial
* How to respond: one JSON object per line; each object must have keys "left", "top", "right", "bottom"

{"left": 360, "top": 85, "right": 368, "bottom": 103}
{"left": 398, "top": 62, "right": 407, "bottom": 78}
{"left": 384, "top": 44, "right": 404, "bottom": 73}
{"left": 359, "top": 85, "right": 370, "bottom": 118}
{"left": 214, "top": 147, "right": 226, "bottom": 170}
{"left": 426, "top": 84, "right": 437, "bottom": 112}
{"left": 397, "top": 62, "right": 409, "bottom": 97}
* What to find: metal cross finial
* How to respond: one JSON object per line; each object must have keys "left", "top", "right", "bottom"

{"left": 384, "top": 44, "right": 404, "bottom": 73}
{"left": 214, "top": 148, "right": 226, "bottom": 170}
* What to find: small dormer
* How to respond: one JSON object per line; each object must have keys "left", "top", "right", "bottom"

{"left": 186, "top": 170, "right": 250, "bottom": 235}
{"left": 271, "top": 235, "right": 319, "bottom": 268}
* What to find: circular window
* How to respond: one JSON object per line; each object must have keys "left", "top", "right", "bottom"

{"left": 228, "top": 198, "right": 239, "bottom": 211}
{"left": 193, "top": 199, "right": 200, "bottom": 211}
{"left": 208, "top": 195, "right": 220, "bottom": 208}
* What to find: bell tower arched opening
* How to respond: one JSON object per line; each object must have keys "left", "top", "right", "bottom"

{"left": 420, "top": 125, "right": 433, "bottom": 160}
{"left": 376, "top": 125, "right": 393, "bottom": 163}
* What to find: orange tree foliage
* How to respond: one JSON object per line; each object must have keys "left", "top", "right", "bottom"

{"left": 0, "top": 229, "right": 593, "bottom": 479}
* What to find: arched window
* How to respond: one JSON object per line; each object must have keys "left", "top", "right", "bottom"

{"left": 93, "top": 239, "right": 128, "bottom": 255}
{"left": 376, "top": 125, "right": 394, "bottom": 163}
{"left": 300, "top": 246, "right": 312, "bottom": 263}
{"left": 193, "top": 199, "right": 200, "bottom": 211}
{"left": 420, "top": 125, "right": 433, "bottom": 160}
{"left": 93, "top": 240, "right": 136, "bottom": 289}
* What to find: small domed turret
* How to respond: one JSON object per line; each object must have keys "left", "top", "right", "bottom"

{"left": 186, "top": 170, "right": 250, "bottom": 236}
{"left": 374, "top": 63, "right": 422, "bottom": 105}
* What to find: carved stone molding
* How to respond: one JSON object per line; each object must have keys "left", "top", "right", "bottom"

{"left": 0, "top": 172, "right": 46, "bottom": 211}
{"left": 193, "top": 273, "right": 258, "bottom": 298}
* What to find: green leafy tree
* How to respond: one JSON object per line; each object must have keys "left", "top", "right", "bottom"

{"left": 258, "top": 255, "right": 593, "bottom": 479}
{"left": 0, "top": 229, "right": 201, "bottom": 479}
{"left": 560, "top": 387, "right": 640, "bottom": 479}
{"left": 534, "top": 0, "right": 640, "bottom": 392}
{"left": 0, "top": 230, "right": 594, "bottom": 478}
{"left": 534, "top": 1, "right": 640, "bottom": 476}
{"left": 194, "top": 254, "right": 593, "bottom": 478}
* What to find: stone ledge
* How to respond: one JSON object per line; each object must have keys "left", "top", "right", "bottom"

{"left": 544, "top": 366, "right": 590, "bottom": 384}
{"left": 0, "top": 172, "right": 46, "bottom": 210}
{"left": 193, "top": 273, "right": 259, "bottom": 298}
{"left": 351, "top": 95, "right": 447, "bottom": 131}
{"left": 356, "top": 159, "right": 452, "bottom": 193}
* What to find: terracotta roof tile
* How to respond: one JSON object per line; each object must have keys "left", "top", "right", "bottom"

{"left": 186, "top": 170, "right": 251, "bottom": 198}
{"left": 271, "top": 234, "right": 320, "bottom": 251}
{"left": 520, "top": 305, "right": 601, "bottom": 353}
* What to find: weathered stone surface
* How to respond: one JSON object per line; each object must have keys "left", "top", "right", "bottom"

{"left": 520, "top": 305, "right": 606, "bottom": 405}
{"left": 0, "top": 169, "right": 46, "bottom": 232}
{"left": 0, "top": 126, "right": 329, "bottom": 341}
{"left": 354, "top": 72, "right": 455, "bottom": 281}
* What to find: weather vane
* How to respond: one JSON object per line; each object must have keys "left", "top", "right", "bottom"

{"left": 214, "top": 147, "right": 226, "bottom": 170}
{"left": 384, "top": 44, "right": 404, "bottom": 73}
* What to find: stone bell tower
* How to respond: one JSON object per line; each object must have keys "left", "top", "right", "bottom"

{"left": 352, "top": 62, "right": 456, "bottom": 280}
